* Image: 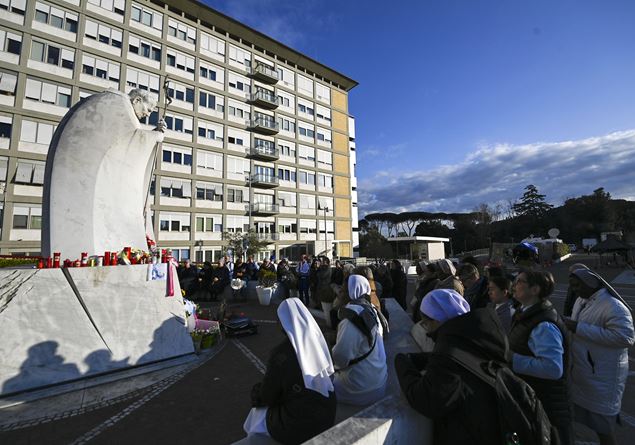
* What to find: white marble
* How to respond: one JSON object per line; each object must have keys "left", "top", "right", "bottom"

{"left": 41, "top": 89, "right": 164, "bottom": 259}
{"left": 0, "top": 265, "right": 192, "bottom": 396}
{"left": 0, "top": 269, "right": 106, "bottom": 395}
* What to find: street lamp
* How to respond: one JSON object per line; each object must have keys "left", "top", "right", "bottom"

{"left": 321, "top": 205, "right": 329, "bottom": 257}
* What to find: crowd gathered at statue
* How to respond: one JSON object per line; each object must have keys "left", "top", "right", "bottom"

{"left": 176, "top": 245, "right": 634, "bottom": 445}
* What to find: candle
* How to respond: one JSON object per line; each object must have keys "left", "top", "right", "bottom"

{"left": 80, "top": 252, "right": 88, "bottom": 267}
{"left": 104, "top": 251, "right": 111, "bottom": 266}
{"left": 53, "top": 252, "right": 61, "bottom": 268}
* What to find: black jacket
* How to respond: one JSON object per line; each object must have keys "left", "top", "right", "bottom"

{"left": 464, "top": 276, "right": 490, "bottom": 309}
{"left": 251, "top": 338, "right": 336, "bottom": 445}
{"left": 395, "top": 307, "right": 507, "bottom": 445}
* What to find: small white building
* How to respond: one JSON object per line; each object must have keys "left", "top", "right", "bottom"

{"left": 387, "top": 236, "right": 449, "bottom": 261}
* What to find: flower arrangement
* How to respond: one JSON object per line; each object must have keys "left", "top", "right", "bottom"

{"left": 258, "top": 270, "right": 277, "bottom": 288}
{"left": 190, "top": 321, "right": 221, "bottom": 351}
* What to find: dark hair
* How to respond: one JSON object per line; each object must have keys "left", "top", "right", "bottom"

{"left": 458, "top": 263, "right": 479, "bottom": 280}
{"left": 425, "top": 263, "right": 438, "bottom": 274}
{"left": 354, "top": 266, "right": 374, "bottom": 281}
{"left": 489, "top": 275, "right": 511, "bottom": 294}
{"left": 522, "top": 270, "right": 555, "bottom": 300}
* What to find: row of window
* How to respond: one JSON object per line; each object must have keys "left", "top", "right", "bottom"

{"left": 2, "top": 0, "right": 335, "bottom": 103}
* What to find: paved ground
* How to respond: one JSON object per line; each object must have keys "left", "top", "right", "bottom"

{"left": 1, "top": 253, "right": 634, "bottom": 445}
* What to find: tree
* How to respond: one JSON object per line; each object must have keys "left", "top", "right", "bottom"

{"left": 223, "top": 229, "right": 271, "bottom": 259}
{"left": 512, "top": 184, "right": 553, "bottom": 218}
{"left": 359, "top": 226, "right": 392, "bottom": 260}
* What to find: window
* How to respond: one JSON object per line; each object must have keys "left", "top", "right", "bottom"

{"left": 30, "top": 40, "right": 75, "bottom": 70}
{"left": 168, "top": 18, "right": 196, "bottom": 45}
{"left": 195, "top": 215, "right": 221, "bottom": 232}
{"left": 25, "top": 78, "right": 71, "bottom": 108}
{"left": 200, "top": 32, "right": 225, "bottom": 58}
{"left": 297, "top": 99, "right": 315, "bottom": 118}
{"left": 160, "top": 177, "right": 191, "bottom": 198}
{"left": 82, "top": 54, "right": 120, "bottom": 82}
{"left": 298, "top": 122, "right": 315, "bottom": 139}
{"left": 315, "top": 83, "right": 331, "bottom": 104}
{"left": 317, "top": 173, "right": 333, "bottom": 188}
{"left": 228, "top": 72, "right": 250, "bottom": 93}
{"left": 316, "top": 104, "right": 331, "bottom": 124}
{"left": 226, "top": 187, "right": 244, "bottom": 203}
{"left": 197, "top": 121, "right": 223, "bottom": 141}
{"left": 166, "top": 48, "right": 195, "bottom": 75}
{"left": 126, "top": 67, "right": 159, "bottom": 94}
{"left": 34, "top": 2, "right": 78, "bottom": 33}
{"left": 164, "top": 113, "right": 193, "bottom": 134}
{"left": 128, "top": 34, "right": 161, "bottom": 62}
{"left": 12, "top": 205, "right": 42, "bottom": 230}
{"left": 14, "top": 160, "right": 45, "bottom": 185}
{"left": 167, "top": 82, "right": 194, "bottom": 104}
{"left": 278, "top": 142, "right": 296, "bottom": 158}
{"left": 277, "top": 168, "right": 296, "bottom": 183}
{"left": 318, "top": 197, "right": 334, "bottom": 212}
{"left": 199, "top": 90, "right": 224, "bottom": 113}
{"left": 316, "top": 127, "right": 331, "bottom": 145}
{"left": 277, "top": 116, "right": 296, "bottom": 133}
{"left": 227, "top": 156, "right": 249, "bottom": 175}
{"left": 298, "top": 145, "right": 315, "bottom": 162}
{"left": 228, "top": 44, "right": 251, "bottom": 68}
{"left": 227, "top": 99, "right": 250, "bottom": 121}
{"left": 319, "top": 219, "right": 334, "bottom": 235}
{"left": 226, "top": 215, "right": 249, "bottom": 233}
{"left": 1, "top": 0, "right": 26, "bottom": 16}
{"left": 20, "top": 120, "right": 55, "bottom": 145}
{"left": 227, "top": 128, "right": 248, "bottom": 146}
{"left": 162, "top": 147, "right": 192, "bottom": 166}
{"left": 0, "top": 156, "right": 8, "bottom": 181}
{"left": 277, "top": 192, "right": 296, "bottom": 207}
{"left": 298, "top": 170, "right": 315, "bottom": 186}
{"left": 278, "top": 219, "right": 297, "bottom": 234}
{"left": 84, "top": 20, "right": 123, "bottom": 49}
{"left": 130, "top": 2, "right": 162, "bottom": 30}
{"left": 199, "top": 60, "right": 224, "bottom": 84}
{"left": 299, "top": 219, "right": 317, "bottom": 234}
{"left": 299, "top": 195, "right": 316, "bottom": 210}
{"left": 276, "top": 65, "right": 294, "bottom": 88}
{"left": 0, "top": 116, "right": 11, "bottom": 139}
{"left": 0, "top": 71, "right": 17, "bottom": 96}
{"left": 317, "top": 149, "right": 333, "bottom": 168}
{"left": 1, "top": 30, "right": 22, "bottom": 56}
{"left": 197, "top": 150, "right": 223, "bottom": 171}
{"left": 196, "top": 182, "right": 222, "bottom": 201}
{"left": 297, "top": 74, "right": 313, "bottom": 97}
{"left": 158, "top": 212, "right": 190, "bottom": 232}
{"left": 277, "top": 92, "right": 292, "bottom": 108}
{"left": 87, "top": 0, "right": 125, "bottom": 16}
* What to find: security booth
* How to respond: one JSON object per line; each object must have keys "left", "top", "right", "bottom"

{"left": 387, "top": 236, "right": 449, "bottom": 261}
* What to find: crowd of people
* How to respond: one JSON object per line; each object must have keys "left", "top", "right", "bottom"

{"left": 178, "top": 253, "right": 634, "bottom": 445}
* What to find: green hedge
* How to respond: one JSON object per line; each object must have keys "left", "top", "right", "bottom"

{"left": 0, "top": 258, "right": 38, "bottom": 268}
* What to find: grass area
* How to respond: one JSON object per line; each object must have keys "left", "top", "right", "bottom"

{"left": 0, "top": 258, "right": 38, "bottom": 268}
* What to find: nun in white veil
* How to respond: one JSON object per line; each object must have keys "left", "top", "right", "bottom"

{"left": 243, "top": 298, "right": 336, "bottom": 444}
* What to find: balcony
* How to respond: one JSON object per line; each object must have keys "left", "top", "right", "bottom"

{"left": 246, "top": 202, "right": 279, "bottom": 215}
{"left": 248, "top": 89, "right": 280, "bottom": 110}
{"left": 255, "top": 232, "right": 280, "bottom": 241}
{"left": 250, "top": 173, "right": 279, "bottom": 188}
{"left": 246, "top": 142, "right": 279, "bottom": 161}
{"left": 249, "top": 63, "right": 279, "bottom": 84}
{"left": 247, "top": 115, "right": 279, "bottom": 135}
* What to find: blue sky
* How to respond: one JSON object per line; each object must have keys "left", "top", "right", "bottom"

{"left": 204, "top": 0, "right": 635, "bottom": 215}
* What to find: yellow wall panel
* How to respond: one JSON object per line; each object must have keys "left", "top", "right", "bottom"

{"left": 338, "top": 242, "right": 351, "bottom": 258}
{"left": 332, "top": 110, "right": 348, "bottom": 133}
{"left": 333, "top": 153, "right": 349, "bottom": 174}
{"left": 334, "top": 176, "right": 350, "bottom": 196}
{"left": 332, "top": 89, "right": 348, "bottom": 113}
{"left": 333, "top": 132, "right": 348, "bottom": 153}
{"left": 335, "top": 198, "right": 351, "bottom": 218}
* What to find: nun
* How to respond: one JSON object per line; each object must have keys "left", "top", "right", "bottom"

{"left": 332, "top": 275, "right": 388, "bottom": 406}
{"left": 243, "top": 298, "right": 336, "bottom": 444}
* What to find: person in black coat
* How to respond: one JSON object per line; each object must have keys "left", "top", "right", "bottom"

{"left": 389, "top": 259, "right": 407, "bottom": 310}
{"left": 395, "top": 289, "right": 507, "bottom": 445}
{"left": 243, "top": 298, "right": 336, "bottom": 444}
{"left": 210, "top": 259, "right": 230, "bottom": 301}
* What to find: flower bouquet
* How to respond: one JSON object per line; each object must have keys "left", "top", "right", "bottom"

{"left": 193, "top": 321, "right": 221, "bottom": 350}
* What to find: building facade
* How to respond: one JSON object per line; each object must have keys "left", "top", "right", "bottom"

{"left": 0, "top": 0, "right": 358, "bottom": 262}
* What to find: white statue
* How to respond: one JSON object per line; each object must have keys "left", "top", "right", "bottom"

{"left": 42, "top": 89, "right": 165, "bottom": 258}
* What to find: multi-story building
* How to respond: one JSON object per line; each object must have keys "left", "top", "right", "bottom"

{"left": 0, "top": 0, "right": 358, "bottom": 262}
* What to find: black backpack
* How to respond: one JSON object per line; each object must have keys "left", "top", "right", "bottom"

{"left": 443, "top": 347, "right": 557, "bottom": 445}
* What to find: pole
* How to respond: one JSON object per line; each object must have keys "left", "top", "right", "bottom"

{"left": 324, "top": 206, "right": 328, "bottom": 257}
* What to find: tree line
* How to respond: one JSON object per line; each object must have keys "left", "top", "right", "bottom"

{"left": 359, "top": 185, "right": 635, "bottom": 258}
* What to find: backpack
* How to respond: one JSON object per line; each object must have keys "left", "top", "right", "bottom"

{"left": 442, "top": 347, "right": 557, "bottom": 445}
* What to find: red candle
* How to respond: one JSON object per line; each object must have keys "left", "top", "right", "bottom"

{"left": 104, "top": 251, "right": 111, "bottom": 266}
{"left": 74, "top": 259, "right": 81, "bottom": 267}
{"left": 37, "top": 258, "right": 44, "bottom": 269}
{"left": 80, "top": 252, "right": 88, "bottom": 267}
{"left": 53, "top": 252, "right": 61, "bottom": 268}
{"left": 63, "top": 259, "right": 72, "bottom": 268}
{"left": 46, "top": 257, "right": 52, "bottom": 268}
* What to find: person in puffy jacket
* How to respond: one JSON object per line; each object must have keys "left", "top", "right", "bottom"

{"left": 564, "top": 268, "right": 634, "bottom": 445}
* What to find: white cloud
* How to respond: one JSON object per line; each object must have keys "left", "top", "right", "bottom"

{"left": 358, "top": 130, "right": 635, "bottom": 216}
